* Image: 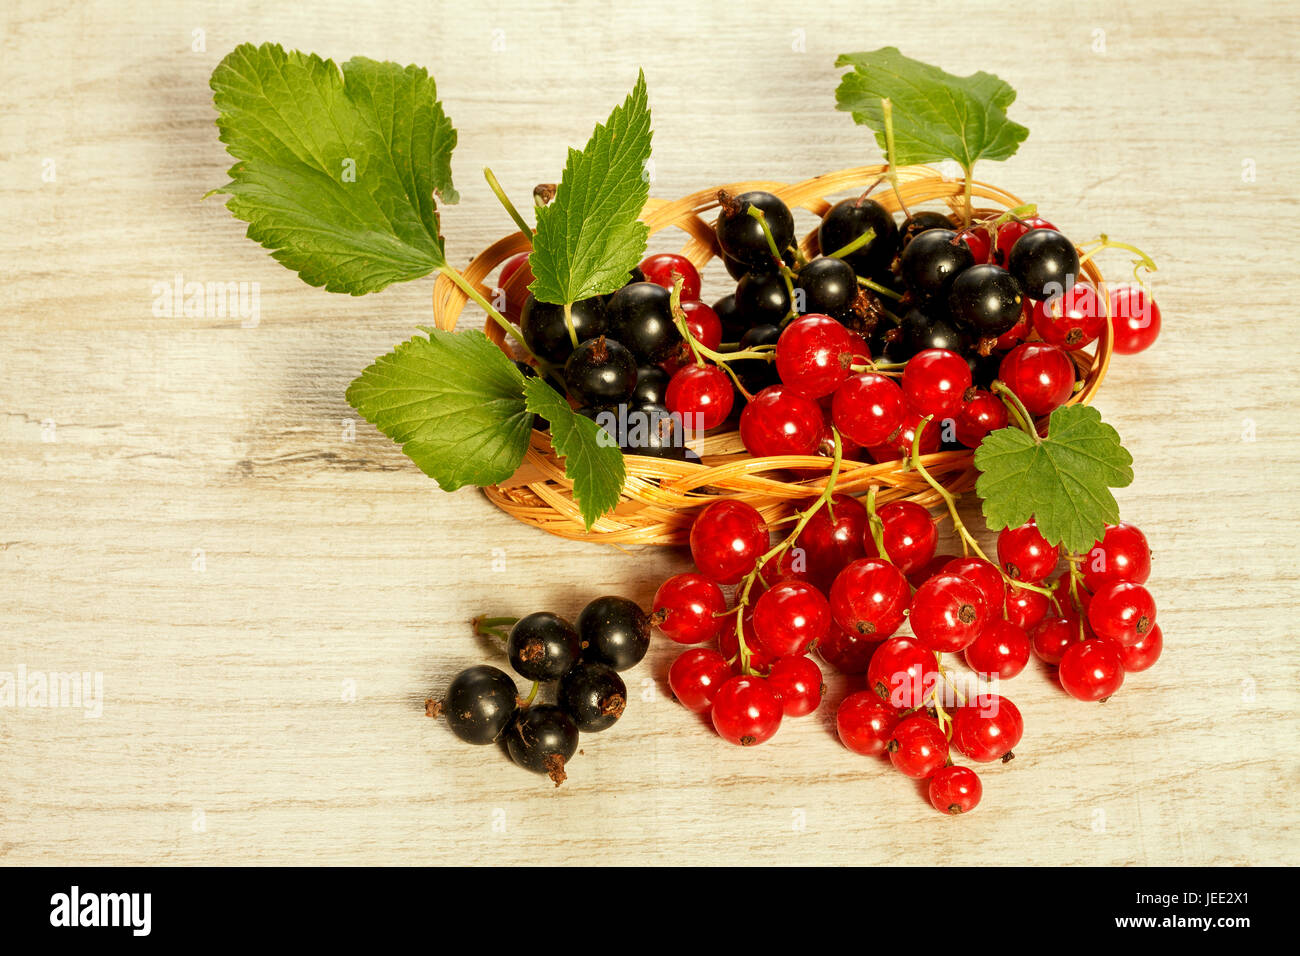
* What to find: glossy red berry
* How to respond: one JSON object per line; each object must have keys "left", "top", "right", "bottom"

{"left": 836, "top": 691, "right": 900, "bottom": 756}
{"left": 1108, "top": 284, "right": 1161, "bottom": 354}
{"left": 796, "top": 493, "right": 867, "bottom": 584}
{"left": 666, "top": 364, "right": 734, "bottom": 431}
{"left": 867, "top": 408, "right": 943, "bottom": 462}
{"left": 997, "top": 519, "right": 1060, "bottom": 582}
{"left": 689, "top": 500, "right": 769, "bottom": 585}
{"left": 1113, "top": 624, "right": 1162, "bottom": 673}
{"left": 902, "top": 348, "right": 973, "bottom": 418}
{"left": 775, "top": 314, "right": 854, "bottom": 399}
{"left": 909, "top": 573, "right": 989, "bottom": 652}
{"left": 889, "top": 714, "right": 949, "bottom": 778}
{"left": 662, "top": 300, "right": 723, "bottom": 374}
{"left": 867, "top": 635, "right": 938, "bottom": 709}
{"left": 711, "top": 675, "right": 783, "bottom": 745}
{"left": 957, "top": 226, "right": 992, "bottom": 264}
{"left": 1032, "top": 283, "right": 1105, "bottom": 350}
{"left": 752, "top": 581, "right": 831, "bottom": 657}
{"left": 1030, "top": 616, "right": 1078, "bottom": 665}
{"left": 998, "top": 342, "right": 1075, "bottom": 417}
{"left": 994, "top": 301, "right": 1032, "bottom": 350}
{"left": 718, "top": 615, "right": 778, "bottom": 675}
{"left": 652, "top": 573, "right": 726, "bottom": 644}
{"left": 963, "top": 619, "right": 1031, "bottom": 679}
{"left": 739, "top": 385, "right": 825, "bottom": 457}
{"left": 1005, "top": 587, "right": 1050, "bottom": 631}
{"left": 831, "top": 372, "right": 905, "bottom": 447}
{"left": 767, "top": 656, "right": 825, "bottom": 717}
{"left": 951, "top": 696, "right": 1023, "bottom": 762}
{"left": 929, "top": 765, "right": 983, "bottom": 814}
{"left": 863, "top": 500, "right": 938, "bottom": 575}
{"left": 1082, "top": 522, "right": 1152, "bottom": 591}
{"left": 942, "top": 557, "right": 1007, "bottom": 618}
{"left": 638, "top": 253, "right": 702, "bottom": 301}
{"left": 668, "top": 648, "right": 732, "bottom": 712}
{"left": 1087, "top": 581, "right": 1156, "bottom": 647}
{"left": 828, "top": 558, "right": 911, "bottom": 640}
{"left": 954, "top": 388, "right": 1009, "bottom": 448}
{"left": 1058, "top": 638, "right": 1125, "bottom": 701}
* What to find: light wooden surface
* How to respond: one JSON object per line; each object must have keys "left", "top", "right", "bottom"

{"left": 2, "top": 0, "right": 1298, "bottom": 866}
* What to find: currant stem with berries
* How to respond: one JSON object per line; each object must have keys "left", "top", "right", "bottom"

{"left": 743, "top": 204, "right": 799, "bottom": 321}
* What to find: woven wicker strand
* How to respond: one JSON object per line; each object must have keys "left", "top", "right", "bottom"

{"left": 432, "top": 164, "right": 1112, "bottom": 545}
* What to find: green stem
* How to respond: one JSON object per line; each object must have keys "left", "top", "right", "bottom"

{"left": 827, "top": 227, "right": 876, "bottom": 260}
{"left": 440, "top": 266, "right": 540, "bottom": 363}
{"left": 522, "top": 681, "right": 539, "bottom": 706}
{"left": 563, "top": 301, "right": 579, "bottom": 350}
{"left": 855, "top": 275, "right": 905, "bottom": 301}
{"left": 880, "top": 98, "right": 911, "bottom": 219}
{"left": 745, "top": 205, "right": 798, "bottom": 321}
{"left": 865, "top": 485, "right": 890, "bottom": 564}
{"left": 961, "top": 164, "right": 974, "bottom": 227}
{"left": 483, "top": 167, "right": 533, "bottom": 236}
{"left": 991, "top": 380, "right": 1040, "bottom": 441}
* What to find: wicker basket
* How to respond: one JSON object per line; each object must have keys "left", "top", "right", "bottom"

{"left": 431, "top": 164, "right": 1112, "bottom": 545}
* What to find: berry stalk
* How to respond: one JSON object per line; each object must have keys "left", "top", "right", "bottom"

{"left": 482, "top": 167, "right": 534, "bottom": 236}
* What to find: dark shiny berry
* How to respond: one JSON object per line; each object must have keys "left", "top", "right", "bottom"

{"left": 818, "top": 198, "right": 899, "bottom": 276}
{"left": 899, "top": 229, "right": 974, "bottom": 302}
{"left": 716, "top": 191, "right": 796, "bottom": 267}
{"left": 564, "top": 336, "right": 637, "bottom": 406}
{"left": 577, "top": 596, "right": 651, "bottom": 670}
{"left": 901, "top": 210, "right": 956, "bottom": 247}
{"left": 795, "top": 256, "right": 857, "bottom": 316}
{"left": 558, "top": 661, "right": 627, "bottom": 732}
{"left": 606, "top": 282, "right": 681, "bottom": 364}
{"left": 631, "top": 365, "right": 670, "bottom": 407}
{"left": 441, "top": 665, "right": 518, "bottom": 745}
{"left": 902, "top": 307, "right": 967, "bottom": 355}
{"left": 507, "top": 612, "right": 581, "bottom": 682}
{"left": 505, "top": 705, "right": 579, "bottom": 785}
{"left": 713, "top": 293, "right": 748, "bottom": 339}
{"left": 520, "top": 295, "right": 607, "bottom": 365}
{"left": 733, "top": 323, "right": 782, "bottom": 395}
{"left": 948, "top": 264, "right": 1025, "bottom": 338}
{"left": 1008, "top": 229, "right": 1081, "bottom": 301}
{"left": 736, "top": 270, "right": 792, "bottom": 324}
{"left": 619, "top": 402, "right": 686, "bottom": 459}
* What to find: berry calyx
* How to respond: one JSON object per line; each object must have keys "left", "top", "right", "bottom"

{"left": 507, "top": 612, "right": 582, "bottom": 682}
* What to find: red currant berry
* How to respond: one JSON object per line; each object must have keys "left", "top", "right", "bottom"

{"left": 1058, "top": 638, "right": 1125, "bottom": 701}
{"left": 828, "top": 558, "right": 911, "bottom": 640}
{"left": 908, "top": 552, "right": 961, "bottom": 590}
{"left": 689, "top": 500, "right": 769, "bottom": 585}
{"left": 668, "top": 648, "right": 732, "bottom": 712}
{"left": 957, "top": 226, "right": 992, "bottom": 264}
{"left": 909, "top": 573, "right": 989, "bottom": 652}
{"left": 652, "top": 573, "right": 726, "bottom": 644}
{"left": 954, "top": 388, "right": 1009, "bottom": 448}
{"left": 1030, "top": 616, "right": 1077, "bottom": 665}
{"left": 796, "top": 493, "right": 867, "bottom": 583}
{"left": 863, "top": 500, "right": 938, "bottom": 575}
{"left": 1082, "top": 521, "right": 1151, "bottom": 591}
{"left": 831, "top": 372, "right": 905, "bottom": 447}
{"left": 836, "top": 691, "right": 900, "bottom": 756}
{"left": 942, "top": 557, "right": 1007, "bottom": 617}
{"left": 964, "top": 619, "right": 1031, "bottom": 679}
{"left": 1108, "top": 284, "right": 1161, "bottom": 354}
{"left": 997, "top": 519, "right": 1060, "bottom": 582}
{"left": 929, "top": 765, "right": 983, "bottom": 814}
{"left": 889, "top": 714, "right": 949, "bottom": 778}
{"left": 666, "top": 364, "right": 734, "bottom": 432}
{"left": 754, "top": 548, "right": 814, "bottom": 590}
{"left": 752, "top": 581, "right": 831, "bottom": 657}
{"left": 1113, "top": 624, "right": 1162, "bottom": 673}
{"left": 951, "top": 696, "right": 1023, "bottom": 762}
{"left": 815, "top": 622, "right": 880, "bottom": 674}
{"left": 867, "top": 635, "right": 938, "bottom": 709}
{"left": 1032, "top": 283, "right": 1105, "bottom": 350}
{"left": 638, "top": 253, "right": 701, "bottom": 301}
{"left": 775, "top": 314, "right": 854, "bottom": 399}
{"left": 498, "top": 252, "right": 536, "bottom": 322}
{"left": 998, "top": 342, "right": 1075, "bottom": 417}
{"left": 993, "top": 216, "right": 1055, "bottom": 267}
{"left": 994, "top": 299, "right": 1032, "bottom": 350}
{"left": 867, "top": 408, "right": 943, "bottom": 462}
{"left": 661, "top": 300, "right": 723, "bottom": 374}
{"left": 718, "top": 615, "right": 779, "bottom": 675}
{"left": 902, "top": 348, "right": 972, "bottom": 418}
{"left": 1005, "top": 587, "right": 1050, "bottom": 631}
{"left": 767, "top": 656, "right": 824, "bottom": 717}
{"left": 499, "top": 250, "right": 531, "bottom": 287}
{"left": 711, "top": 675, "right": 783, "bottom": 745}
{"left": 739, "top": 385, "right": 824, "bottom": 457}
{"left": 1087, "top": 581, "right": 1156, "bottom": 647}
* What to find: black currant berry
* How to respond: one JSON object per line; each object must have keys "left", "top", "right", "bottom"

{"left": 948, "top": 264, "right": 1025, "bottom": 338}
{"left": 899, "top": 229, "right": 974, "bottom": 302}
{"left": 606, "top": 282, "right": 680, "bottom": 364}
{"left": 1007, "top": 229, "right": 1080, "bottom": 301}
{"left": 871, "top": 321, "right": 911, "bottom": 364}
{"left": 716, "top": 191, "right": 795, "bottom": 268}
{"left": 564, "top": 336, "right": 637, "bottom": 407}
{"left": 619, "top": 402, "right": 685, "bottom": 459}
{"left": 631, "top": 365, "right": 670, "bottom": 407}
{"left": 558, "top": 661, "right": 627, "bottom": 733}
{"left": 795, "top": 256, "right": 856, "bottom": 316}
{"left": 735, "top": 270, "right": 791, "bottom": 324}
{"left": 817, "top": 198, "right": 899, "bottom": 277}
{"left": 903, "top": 308, "right": 968, "bottom": 355}
{"left": 507, "top": 612, "right": 581, "bottom": 682}
{"left": 966, "top": 350, "right": 1003, "bottom": 390}
{"left": 505, "top": 705, "right": 580, "bottom": 785}
{"left": 440, "top": 665, "right": 519, "bottom": 745}
{"left": 733, "top": 323, "right": 781, "bottom": 395}
{"left": 900, "top": 211, "right": 956, "bottom": 247}
{"left": 577, "top": 595, "right": 651, "bottom": 671}
{"left": 520, "top": 295, "right": 607, "bottom": 364}
{"left": 713, "top": 293, "right": 750, "bottom": 341}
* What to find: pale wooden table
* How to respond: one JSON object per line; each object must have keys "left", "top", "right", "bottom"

{"left": 2, "top": 0, "right": 1298, "bottom": 865}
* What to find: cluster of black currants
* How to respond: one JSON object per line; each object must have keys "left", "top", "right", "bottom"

{"left": 430, "top": 596, "right": 650, "bottom": 786}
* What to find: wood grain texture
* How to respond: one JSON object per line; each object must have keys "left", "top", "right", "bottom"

{"left": 2, "top": 0, "right": 1299, "bottom": 865}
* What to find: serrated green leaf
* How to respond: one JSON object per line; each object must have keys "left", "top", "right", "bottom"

{"left": 523, "top": 378, "right": 626, "bottom": 529}
{"left": 528, "top": 72, "right": 652, "bottom": 304}
{"left": 835, "top": 48, "right": 1028, "bottom": 171}
{"left": 210, "top": 42, "right": 458, "bottom": 294}
{"left": 346, "top": 329, "right": 532, "bottom": 490}
{"left": 974, "top": 404, "right": 1134, "bottom": 554}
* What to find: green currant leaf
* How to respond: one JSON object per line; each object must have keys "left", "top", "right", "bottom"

{"left": 346, "top": 330, "right": 532, "bottom": 490}
{"left": 834, "top": 48, "right": 1028, "bottom": 171}
{"left": 210, "top": 42, "right": 458, "bottom": 294}
{"left": 523, "top": 378, "right": 626, "bottom": 530}
{"left": 528, "top": 72, "right": 652, "bottom": 305}
{"left": 974, "top": 404, "right": 1134, "bottom": 554}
